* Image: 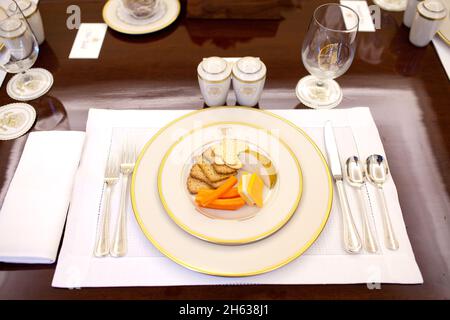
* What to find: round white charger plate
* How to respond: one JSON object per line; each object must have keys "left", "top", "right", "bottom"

{"left": 158, "top": 122, "right": 302, "bottom": 245}
{"left": 0, "top": 103, "right": 36, "bottom": 140}
{"left": 131, "top": 107, "right": 333, "bottom": 277}
{"left": 102, "top": 0, "right": 180, "bottom": 35}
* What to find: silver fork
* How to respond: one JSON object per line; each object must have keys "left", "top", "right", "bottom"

{"left": 110, "top": 137, "right": 136, "bottom": 257}
{"left": 94, "top": 153, "right": 119, "bottom": 257}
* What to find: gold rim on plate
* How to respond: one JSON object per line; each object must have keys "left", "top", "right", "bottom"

{"left": 157, "top": 121, "right": 303, "bottom": 245}
{"left": 438, "top": 31, "right": 450, "bottom": 45}
{"left": 131, "top": 107, "right": 333, "bottom": 277}
{"left": 102, "top": 0, "right": 181, "bottom": 35}
{"left": 438, "top": 0, "right": 450, "bottom": 44}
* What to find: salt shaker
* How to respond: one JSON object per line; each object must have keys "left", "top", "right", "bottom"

{"left": 232, "top": 57, "right": 266, "bottom": 107}
{"left": 8, "top": 0, "right": 45, "bottom": 45}
{"left": 409, "top": 0, "right": 447, "bottom": 47}
{"left": 404, "top": 0, "right": 421, "bottom": 27}
{"left": 197, "top": 57, "right": 232, "bottom": 107}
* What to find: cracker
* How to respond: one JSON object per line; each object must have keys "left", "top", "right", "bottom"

{"left": 202, "top": 148, "right": 215, "bottom": 163}
{"left": 187, "top": 177, "right": 212, "bottom": 194}
{"left": 212, "top": 163, "right": 237, "bottom": 174}
{"left": 190, "top": 164, "right": 210, "bottom": 184}
{"left": 202, "top": 148, "right": 236, "bottom": 173}
{"left": 210, "top": 179, "right": 228, "bottom": 189}
{"left": 198, "top": 162, "right": 235, "bottom": 182}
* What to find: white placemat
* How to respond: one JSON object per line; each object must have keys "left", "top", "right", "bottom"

{"left": 433, "top": 35, "right": 450, "bottom": 80}
{"left": 0, "top": 131, "right": 85, "bottom": 263}
{"left": 52, "top": 108, "right": 422, "bottom": 288}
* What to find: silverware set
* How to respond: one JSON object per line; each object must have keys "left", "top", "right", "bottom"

{"left": 324, "top": 121, "right": 399, "bottom": 254}
{"left": 94, "top": 137, "right": 136, "bottom": 258}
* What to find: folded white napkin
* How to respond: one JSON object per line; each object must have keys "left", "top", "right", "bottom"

{"left": 0, "top": 131, "right": 85, "bottom": 263}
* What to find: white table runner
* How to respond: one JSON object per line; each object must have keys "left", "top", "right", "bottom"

{"left": 52, "top": 108, "right": 422, "bottom": 288}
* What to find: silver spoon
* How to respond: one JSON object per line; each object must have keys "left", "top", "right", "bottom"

{"left": 346, "top": 156, "right": 378, "bottom": 253}
{"left": 366, "top": 155, "right": 399, "bottom": 250}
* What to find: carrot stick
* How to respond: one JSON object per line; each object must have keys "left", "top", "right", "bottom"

{"left": 197, "top": 187, "right": 239, "bottom": 199}
{"left": 198, "top": 176, "right": 238, "bottom": 206}
{"left": 198, "top": 197, "right": 246, "bottom": 210}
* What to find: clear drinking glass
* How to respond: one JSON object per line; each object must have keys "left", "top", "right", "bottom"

{"left": 121, "top": 0, "right": 160, "bottom": 19}
{"left": 296, "top": 3, "right": 359, "bottom": 109}
{"left": 0, "top": 0, "right": 52, "bottom": 101}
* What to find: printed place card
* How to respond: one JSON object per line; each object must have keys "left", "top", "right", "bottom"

{"left": 69, "top": 23, "right": 108, "bottom": 59}
{"left": 341, "top": 0, "right": 375, "bottom": 32}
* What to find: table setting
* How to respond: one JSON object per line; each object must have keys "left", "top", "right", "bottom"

{"left": 45, "top": 106, "right": 422, "bottom": 288}
{"left": 0, "top": 0, "right": 449, "bottom": 300}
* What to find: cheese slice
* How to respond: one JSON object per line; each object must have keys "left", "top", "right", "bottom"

{"left": 238, "top": 172, "right": 254, "bottom": 206}
{"left": 247, "top": 173, "right": 264, "bottom": 208}
{"left": 237, "top": 172, "right": 264, "bottom": 207}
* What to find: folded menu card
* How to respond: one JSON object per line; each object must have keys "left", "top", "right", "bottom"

{"left": 0, "top": 131, "right": 85, "bottom": 263}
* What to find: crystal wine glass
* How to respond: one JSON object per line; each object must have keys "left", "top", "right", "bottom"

{"left": 296, "top": 3, "right": 359, "bottom": 109}
{"left": 0, "top": 0, "right": 53, "bottom": 101}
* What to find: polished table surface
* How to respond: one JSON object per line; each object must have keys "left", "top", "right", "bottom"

{"left": 0, "top": 0, "right": 449, "bottom": 299}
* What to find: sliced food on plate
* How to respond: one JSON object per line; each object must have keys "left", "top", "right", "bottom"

{"left": 187, "top": 138, "right": 277, "bottom": 213}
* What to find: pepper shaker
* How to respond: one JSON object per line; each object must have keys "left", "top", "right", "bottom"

{"left": 8, "top": 0, "right": 45, "bottom": 45}
{"left": 409, "top": 0, "right": 447, "bottom": 47}
{"left": 232, "top": 57, "right": 266, "bottom": 107}
{"left": 197, "top": 57, "right": 232, "bottom": 107}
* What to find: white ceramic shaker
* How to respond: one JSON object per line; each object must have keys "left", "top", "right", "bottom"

{"left": 9, "top": 0, "right": 45, "bottom": 45}
{"left": 197, "top": 57, "right": 232, "bottom": 107}
{"left": 409, "top": 0, "right": 447, "bottom": 47}
{"left": 232, "top": 57, "right": 266, "bottom": 107}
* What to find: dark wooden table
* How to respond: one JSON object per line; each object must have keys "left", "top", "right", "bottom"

{"left": 0, "top": 0, "right": 449, "bottom": 300}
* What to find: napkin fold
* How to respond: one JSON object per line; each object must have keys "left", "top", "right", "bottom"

{"left": 0, "top": 131, "right": 85, "bottom": 264}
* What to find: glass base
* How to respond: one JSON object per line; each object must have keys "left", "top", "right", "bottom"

{"left": 373, "top": 0, "right": 407, "bottom": 12}
{"left": 117, "top": 2, "right": 165, "bottom": 25}
{"left": 7, "top": 68, "right": 54, "bottom": 102}
{"left": 295, "top": 76, "right": 343, "bottom": 110}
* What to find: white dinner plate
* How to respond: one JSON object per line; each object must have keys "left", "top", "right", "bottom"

{"left": 102, "top": 0, "right": 180, "bottom": 35}
{"left": 131, "top": 107, "right": 333, "bottom": 276}
{"left": 158, "top": 122, "right": 302, "bottom": 245}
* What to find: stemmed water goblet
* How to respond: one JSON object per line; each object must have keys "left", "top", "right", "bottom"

{"left": 296, "top": 3, "right": 359, "bottom": 109}
{"left": 0, "top": 0, "right": 53, "bottom": 101}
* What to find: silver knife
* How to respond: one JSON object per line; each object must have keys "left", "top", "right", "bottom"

{"left": 324, "top": 121, "right": 362, "bottom": 253}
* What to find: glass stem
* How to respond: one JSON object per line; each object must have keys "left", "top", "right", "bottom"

{"left": 16, "top": 72, "right": 33, "bottom": 92}
{"left": 22, "top": 71, "right": 33, "bottom": 85}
